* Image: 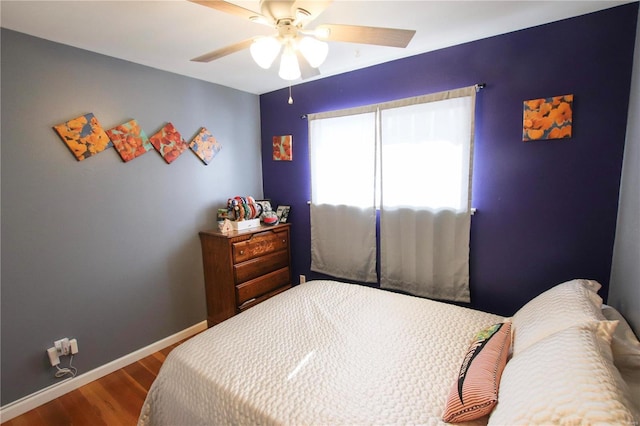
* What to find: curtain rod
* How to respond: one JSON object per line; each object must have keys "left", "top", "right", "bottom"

{"left": 300, "top": 83, "right": 486, "bottom": 119}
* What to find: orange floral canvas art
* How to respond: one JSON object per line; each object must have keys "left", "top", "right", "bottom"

{"left": 190, "top": 127, "right": 221, "bottom": 165}
{"left": 53, "top": 113, "right": 113, "bottom": 161}
{"left": 523, "top": 94, "right": 573, "bottom": 141}
{"left": 149, "top": 122, "right": 188, "bottom": 164}
{"left": 106, "top": 119, "right": 153, "bottom": 162}
{"left": 273, "top": 135, "right": 292, "bottom": 161}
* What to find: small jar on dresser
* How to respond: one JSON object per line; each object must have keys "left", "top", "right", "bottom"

{"left": 199, "top": 223, "right": 292, "bottom": 327}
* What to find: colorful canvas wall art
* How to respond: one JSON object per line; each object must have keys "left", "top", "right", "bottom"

{"left": 523, "top": 94, "right": 573, "bottom": 141}
{"left": 54, "top": 113, "right": 222, "bottom": 167}
{"left": 190, "top": 127, "right": 222, "bottom": 165}
{"left": 149, "top": 122, "right": 188, "bottom": 164}
{"left": 106, "top": 119, "right": 153, "bottom": 162}
{"left": 53, "top": 113, "right": 113, "bottom": 161}
{"left": 273, "top": 135, "right": 292, "bottom": 161}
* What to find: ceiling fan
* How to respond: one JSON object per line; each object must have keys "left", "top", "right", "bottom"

{"left": 189, "top": 0, "right": 416, "bottom": 81}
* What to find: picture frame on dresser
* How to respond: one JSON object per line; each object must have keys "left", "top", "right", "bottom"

{"left": 276, "top": 205, "right": 291, "bottom": 223}
{"left": 256, "top": 199, "right": 272, "bottom": 216}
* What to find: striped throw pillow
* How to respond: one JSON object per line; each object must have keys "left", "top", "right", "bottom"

{"left": 442, "top": 321, "right": 512, "bottom": 423}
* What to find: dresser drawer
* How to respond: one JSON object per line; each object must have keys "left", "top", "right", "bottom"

{"left": 232, "top": 229, "right": 289, "bottom": 264}
{"left": 237, "top": 285, "right": 291, "bottom": 312}
{"left": 234, "top": 250, "right": 289, "bottom": 284}
{"left": 236, "top": 267, "right": 290, "bottom": 305}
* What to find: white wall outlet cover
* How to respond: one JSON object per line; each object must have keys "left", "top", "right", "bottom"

{"left": 54, "top": 339, "right": 63, "bottom": 354}
{"left": 54, "top": 338, "right": 71, "bottom": 355}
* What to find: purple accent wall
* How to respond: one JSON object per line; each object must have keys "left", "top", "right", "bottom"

{"left": 260, "top": 4, "right": 638, "bottom": 316}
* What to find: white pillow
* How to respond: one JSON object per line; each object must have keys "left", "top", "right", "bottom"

{"left": 488, "top": 321, "right": 639, "bottom": 425}
{"left": 602, "top": 304, "right": 640, "bottom": 412}
{"left": 511, "top": 279, "right": 605, "bottom": 355}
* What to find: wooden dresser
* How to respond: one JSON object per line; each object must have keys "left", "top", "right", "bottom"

{"left": 199, "top": 223, "right": 292, "bottom": 327}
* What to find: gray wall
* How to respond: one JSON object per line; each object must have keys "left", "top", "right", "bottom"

{"left": 609, "top": 12, "right": 640, "bottom": 335}
{"left": 0, "top": 29, "right": 263, "bottom": 405}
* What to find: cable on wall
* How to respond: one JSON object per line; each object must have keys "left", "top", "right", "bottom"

{"left": 54, "top": 356, "right": 77, "bottom": 379}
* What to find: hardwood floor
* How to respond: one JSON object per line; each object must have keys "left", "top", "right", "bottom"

{"left": 2, "top": 342, "right": 182, "bottom": 426}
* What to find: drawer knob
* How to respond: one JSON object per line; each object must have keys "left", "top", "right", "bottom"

{"left": 282, "top": 239, "right": 286, "bottom": 243}
{"left": 240, "top": 250, "right": 245, "bottom": 255}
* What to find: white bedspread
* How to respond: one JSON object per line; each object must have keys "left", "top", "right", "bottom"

{"left": 139, "top": 280, "right": 503, "bottom": 425}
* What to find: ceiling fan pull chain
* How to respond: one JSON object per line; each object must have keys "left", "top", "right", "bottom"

{"left": 288, "top": 85, "right": 294, "bottom": 105}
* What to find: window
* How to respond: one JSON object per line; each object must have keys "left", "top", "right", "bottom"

{"left": 309, "top": 86, "right": 477, "bottom": 301}
{"left": 310, "top": 111, "right": 376, "bottom": 208}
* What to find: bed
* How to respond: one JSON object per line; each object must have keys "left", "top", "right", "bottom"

{"left": 138, "top": 279, "right": 640, "bottom": 425}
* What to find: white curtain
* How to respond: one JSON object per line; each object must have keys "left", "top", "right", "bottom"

{"left": 310, "top": 204, "right": 377, "bottom": 282}
{"left": 309, "top": 109, "right": 378, "bottom": 283}
{"left": 380, "top": 87, "right": 476, "bottom": 302}
{"left": 380, "top": 209, "right": 471, "bottom": 301}
{"left": 308, "top": 86, "right": 477, "bottom": 298}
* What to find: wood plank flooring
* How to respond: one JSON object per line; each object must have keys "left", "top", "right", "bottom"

{"left": 2, "top": 341, "right": 182, "bottom": 426}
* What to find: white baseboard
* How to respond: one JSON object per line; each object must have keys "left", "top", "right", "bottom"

{"left": 0, "top": 320, "right": 208, "bottom": 423}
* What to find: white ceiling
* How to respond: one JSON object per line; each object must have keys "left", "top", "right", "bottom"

{"left": 1, "top": 1, "right": 632, "bottom": 95}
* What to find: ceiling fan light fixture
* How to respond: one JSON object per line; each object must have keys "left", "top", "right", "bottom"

{"left": 293, "top": 8, "right": 312, "bottom": 26}
{"left": 298, "top": 36, "right": 329, "bottom": 68}
{"left": 279, "top": 44, "right": 301, "bottom": 80}
{"left": 190, "top": 1, "right": 416, "bottom": 84}
{"left": 249, "top": 15, "right": 269, "bottom": 25}
{"left": 314, "top": 27, "right": 331, "bottom": 40}
{"left": 250, "top": 36, "right": 281, "bottom": 69}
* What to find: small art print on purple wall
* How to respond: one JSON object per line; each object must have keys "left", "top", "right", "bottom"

{"left": 273, "top": 135, "right": 292, "bottom": 161}
{"left": 190, "top": 127, "right": 222, "bottom": 165}
{"left": 523, "top": 94, "right": 573, "bottom": 142}
{"left": 53, "top": 113, "right": 113, "bottom": 161}
{"left": 106, "top": 119, "right": 153, "bottom": 162}
{"left": 149, "top": 122, "right": 189, "bottom": 164}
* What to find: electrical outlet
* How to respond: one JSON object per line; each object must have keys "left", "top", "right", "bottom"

{"left": 48, "top": 337, "right": 78, "bottom": 370}
{"left": 299, "top": 275, "right": 306, "bottom": 284}
{"left": 54, "top": 339, "right": 63, "bottom": 355}
{"left": 55, "top": 338, "right": 70, "bottom": 356}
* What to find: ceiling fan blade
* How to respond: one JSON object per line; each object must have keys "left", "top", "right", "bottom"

{"left": 316, "top": 24, "right": 415, "bottom": 48}
{"left": 189, "top": 0, "right": 271, "bottom": 26}
{"left": 296, "top": 50, "right": 321, "bottom": 80}
{"left": 191, "top": 38, "right": 254, "bottom": 63}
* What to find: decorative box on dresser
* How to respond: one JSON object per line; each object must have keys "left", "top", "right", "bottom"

{"left": 199, "top": 223, "right": 292, "bottom": 327}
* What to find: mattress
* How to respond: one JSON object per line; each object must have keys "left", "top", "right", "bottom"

{"left": 139, "top": 280, "right": 504, "bottom": 425}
